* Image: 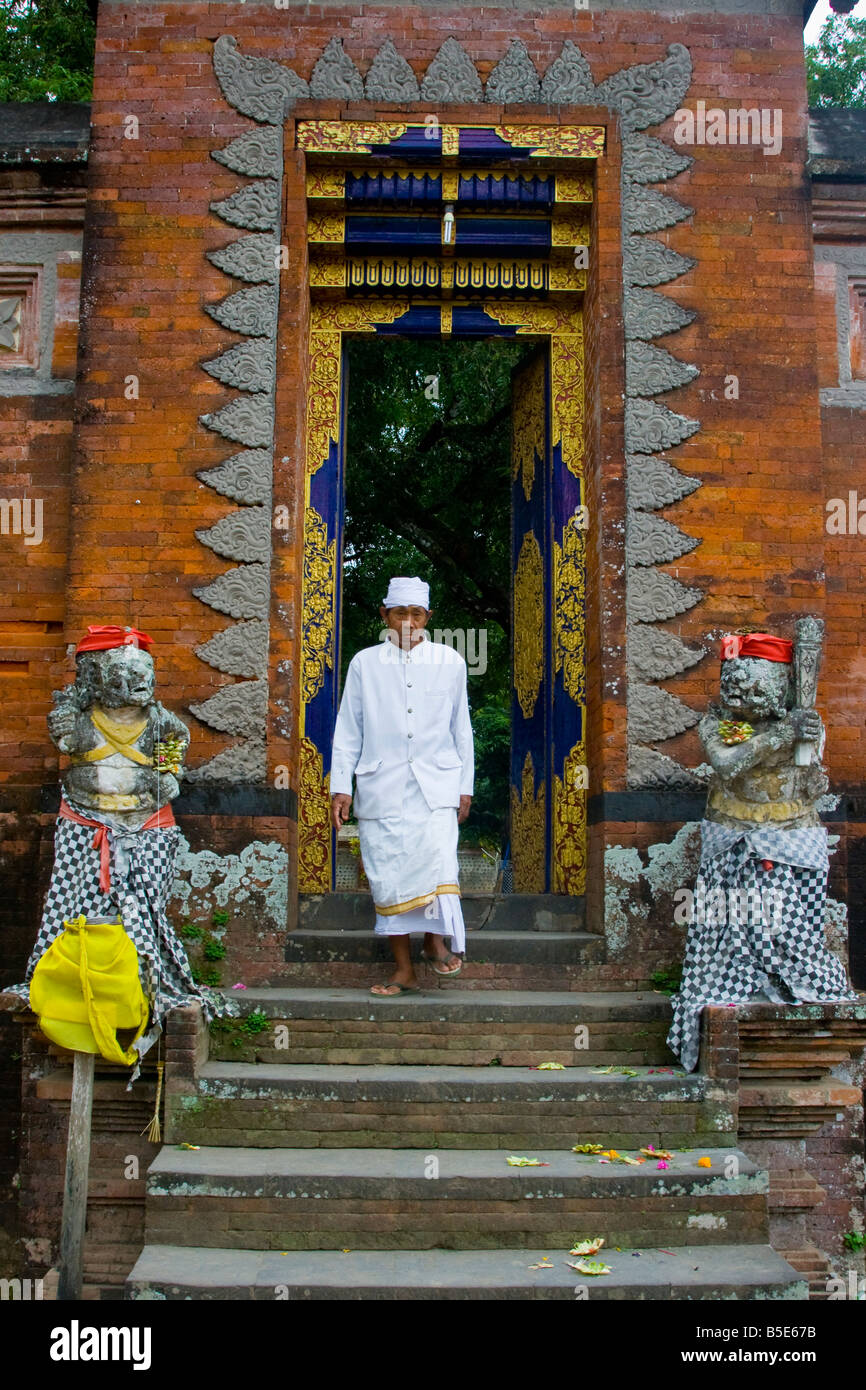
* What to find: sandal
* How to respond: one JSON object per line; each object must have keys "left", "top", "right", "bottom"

{"left": 421, "top": 951, "right": 463, "bottom": 978}
{"left": 370, "top": 982, "right": 421, "bottom": 996}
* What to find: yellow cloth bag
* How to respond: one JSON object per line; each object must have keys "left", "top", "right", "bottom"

{"left": 29, "top": 915, "right": 149, "bottom": 1065}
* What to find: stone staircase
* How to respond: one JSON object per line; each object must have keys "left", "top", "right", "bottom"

{"left": 126, "top": 905, "right": 807, "bottom": 1300}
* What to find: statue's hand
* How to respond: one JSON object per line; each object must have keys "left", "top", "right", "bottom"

{"left": 789, "top": 708, "right": 822, "bottom": 743}
{"left": 47, "top": 699, "right": 78, "bottom": 750}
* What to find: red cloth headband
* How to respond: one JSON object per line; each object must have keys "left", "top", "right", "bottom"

{"left": 720, "top": 632, "right": 793, "bottom": 664}
{"left": 75, "top": 625, "right": 154, "bottom": 654}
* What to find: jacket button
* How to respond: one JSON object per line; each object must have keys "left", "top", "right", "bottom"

{"left": 408, "top": 757, "right": 414, "bottom": 763}
{"left": 407, "top": 707, "right": 413, "bottom": 713}
{"left": 408, "top": 732, "right": 413, "bottom": 738}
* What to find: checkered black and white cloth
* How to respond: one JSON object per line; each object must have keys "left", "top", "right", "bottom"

{"left": 8, "top": 809, "right": 222, "bottom": 1056}
{"left": 667, "top": 819, "right": 857, "bottom": 1072}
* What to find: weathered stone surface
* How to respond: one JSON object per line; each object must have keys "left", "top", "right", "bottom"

{"left": 186, "top": 739, "right": 267, "bottom": 784}
{"left": 625, "top": 397, "right": 700, "bottom": 453}
{"left": 196, "top": 506, "right": 271, "bottom": 565}
{"left": 624, "top": 287, "right": 696, "bottom": 341}
{"left": 628, "top": 622, "right": 705, "bottom": 682}
{"left": 629, "top": 682, "right": 700, "bottom": 742}
{"left": 207, "top": 235, "right": 280, "bottom": 286}
{"left": 193, "top": 564, "right": 270, "bottom": 621}
{"left": 210, "top": 180, "right": 280, "bottom": 233}
{"left": 622, "top": 179, "right": 694, "bottom": 235}
{"left": 486, "top": 39, "right": 540, "bottom": 104}
{"left": 213, "top": 34, "right": 308, "bottom": 124}
{"left": 627, "top": 509, "right": 700, "bottom": 566}
{"left": 205, "top": 284, "right": 278, "bottom": 338}
{"left": 310, "top": 37, "right": 364, "bottom": 101}
{"left": 622, "top": 133, "right": 693, "bottom": 185}
{"left": 195, "top": 620, "right": 269, "bottom": 679}
{"left": 623, "top": 234, "right": 696, "bottom": 289}
{"left": 364, "top": 40, "right": 420, "bottom": 102}
{"left": 200, "top": 395, "right": 274, "bottom": 449}
{"left": 197, "top": 450, "right": 273, "bottom": 506}
{"left": 420, "top": 38, "right": 483, "bottom": 103}
{"left": 539, "top": 40, "right": 596, "bottom": 104}
{"left": 211, "top": 126, "right": 282, "bottom": 179}
{"left": 595, "top": 43, "right": 692, "bottom": 132}
{"left": 189, "top": 678, "right": 268, "bottom": 741}
{"left": 627, "top": 567, "right": 703, "bottom": 624}
{"left": 627, "top": 746, "right": 707, "bottom": 790}
{"left": 201, "top": 341, "right": 274, "bottom": 395}
{"left": 626, "top": 454, "right": 700, "bottom": 510}
{"left": 626, "top": 341, "right": 700, "bottom": 398}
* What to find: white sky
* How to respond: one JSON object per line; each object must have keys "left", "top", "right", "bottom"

{"left": 804, "top": 0, "right": 863, "bottom": 45}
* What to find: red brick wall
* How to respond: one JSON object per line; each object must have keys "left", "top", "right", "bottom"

{"left": 65, "top": 5, "right": 826, "bottom": 790}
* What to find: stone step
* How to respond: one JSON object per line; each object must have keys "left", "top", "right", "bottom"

{"left": 210, "top": 987, "right": 676, "bottom": 1067}
{"left": 167, "top": 1061, "right": 735, "bottom": 1150}
{"left": 282, "top": 930, "right": 608, "bottom": 991}
{"left": 127, "top": 1242, "right": 807, "bottom": 1301}
{"left": 300, "top": 893, "right": 585, "bottom": 933}
{"left": 144, "top": 1145, "right": 769, "bottom": 1251}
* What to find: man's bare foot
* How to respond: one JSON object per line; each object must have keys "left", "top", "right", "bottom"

{"left": 421, "top": 939, "right": 463, "bottom": 976}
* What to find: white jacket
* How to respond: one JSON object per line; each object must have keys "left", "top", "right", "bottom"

{"left": 330, "top": 633, "right": 474, "bottom": 819}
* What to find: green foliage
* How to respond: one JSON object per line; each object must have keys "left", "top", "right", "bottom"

{"left": 842, "top": 1230, "right": 866, "bottom": 1253}
{"left": 179, "top": 923, "right": 202, "bottom": 940}
{"left": 649, "top": 965, "right": 683, "bottom": 996}
{"left": 203, "top": 937, "right": 226, "bottom": 961}
{"left": 211, "top": 909, "right": 230, "bottom": 928}
{"left": 241, "top": 1010, "right": 269, "bottom": 1038}
{"left": 806, "top": 17, "right": 866, "bottom": 109}
{"left": 0, "top": 0, "right": 96, "bottom": 101}
{"left": 342, "top": 336, "right": 535, "bottom": 850}
{"left": 191, "top": 964, "right": 221, "bottom": 988}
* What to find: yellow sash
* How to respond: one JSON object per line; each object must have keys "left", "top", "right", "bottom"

{"left": 74, "top": 708, "right": 152, "bottom": 767}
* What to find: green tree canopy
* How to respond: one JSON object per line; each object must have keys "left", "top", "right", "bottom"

{"left": 0, "top": 0, "right": 96, "bottom": 102}
{"left": 806, "top": 16, "right": 866, "bottom": 108}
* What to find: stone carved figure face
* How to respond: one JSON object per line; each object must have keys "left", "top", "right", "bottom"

{"left": 75, "top": 647, "right": 156, "bottom": 710}
{"left": 719, "top": 656, "right": 791, "bottom": 722}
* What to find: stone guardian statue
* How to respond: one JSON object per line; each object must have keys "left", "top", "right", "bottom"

{"left": 668, "top": 623, "right": 858, "bottom": 1070}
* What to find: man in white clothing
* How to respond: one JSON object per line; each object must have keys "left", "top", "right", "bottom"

{"left": 330, "top": 576, "right": 474, "bottom": 996}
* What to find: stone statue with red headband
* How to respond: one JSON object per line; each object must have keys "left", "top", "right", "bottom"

{"left": 668, "top": 619, "right": 858, "bottom": 1071}
{"left": 7, "top": 624, "right": 217, "bottom": 1055}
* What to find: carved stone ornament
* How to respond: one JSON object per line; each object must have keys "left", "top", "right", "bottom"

{"left": 196, "top": 619, "right": 269, "bottom": 679}
{"left": 185, "top": 738, "right": 267, "bottom": 784}
{"left": 210, "top": 180, "right": 281, "bottom": 233}
{"left": 364, "top": 40, "right": 420, "bottom": 102}
{"left": 627, "top": 567, "right": 703, "bottom": 625}
{"left": 625, "top": 397, "right": 700, "bottom": 453}
{"left": 201, "top": 33, "right": 705, "bottom": 783}
{"left": 196, "top": 506, "right": 272, "bottom": 566}
{"left": 420, "top": 37, "right": 484, "bottom": 103}
{"left": 623, "top": 235, "right": 696, "bottom": 290}
{"left": 310, "top": 37, "right": 365, "bottom": 102}
{"left": 207, "top": 235, "right": 280, "bottom": 286}
{"left": 486, "top": 39, "right": 541, "bottom": 104}
{"left": 197, "top": 450, "right": 273, "bottom": 506}
{"left": 626, "top": 341, "right": 699, "bottom": 398}
{"left": 189, "top": 678, "right": 268, "bottom": 741}
{"left": 205, "top": 284, "right": 278, "bottom": 338}
{"left": 211, "top": 126, "right": 282, "bottom": 179}
{"left": 193, "top": 564, "right": 270, "bottom": 622}
{"left": 626, "top": 509, "right": 700, "bottom": 567}
{"left": 628, "top": 621, "right": 704, "bottom": 682}
{"left": 213, "top": 34, "right": 308, "bottom": 124}
{"left": 202, "top": 340, "right": 275, "bottom": 395}
{"left": 200, "top": 395, "right": 275, "bottom": 449}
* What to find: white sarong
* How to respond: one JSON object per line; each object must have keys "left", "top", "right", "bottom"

{"left": 358, "top": 776, "right": 466, "bottom": 955}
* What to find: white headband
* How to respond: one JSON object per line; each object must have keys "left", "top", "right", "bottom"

{"left": 382, "top": 576, "right": 430, "bottom": 609}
